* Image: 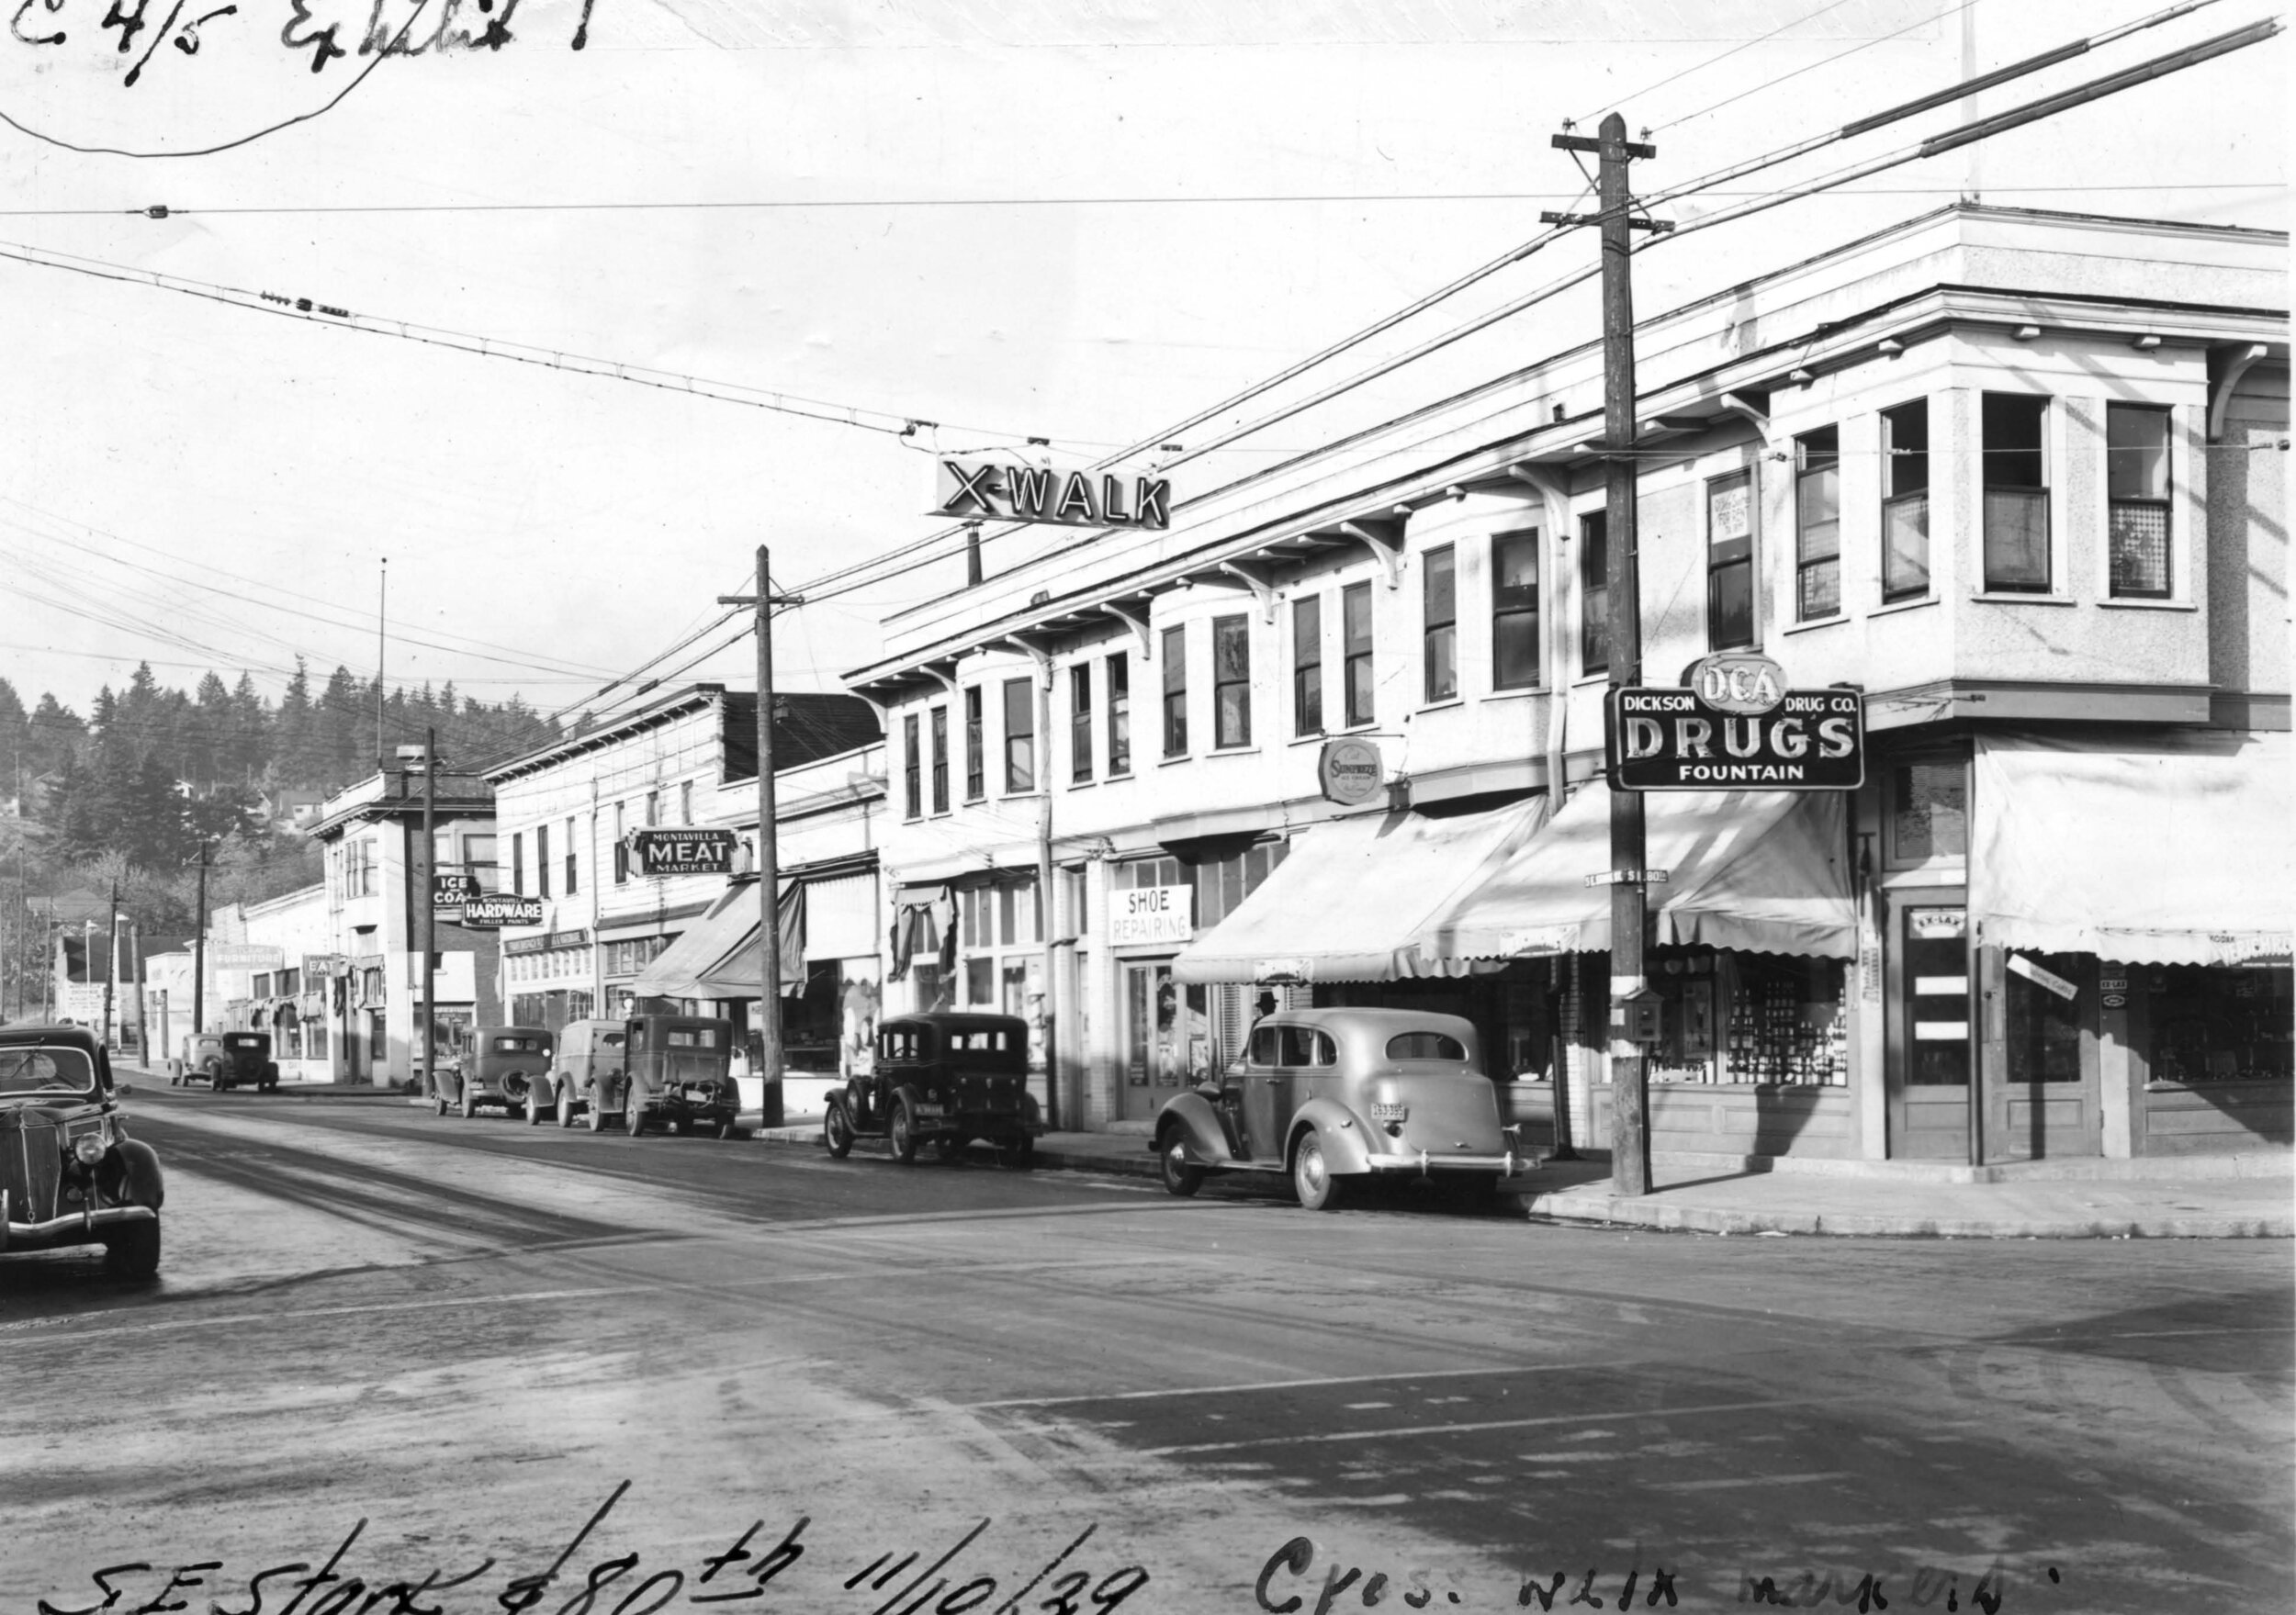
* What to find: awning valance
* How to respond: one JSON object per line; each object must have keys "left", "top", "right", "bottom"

{"left": 1170, "top": 799, "right": 1546, "bottom": 984}
{"left": 629, "top": 880, "right": 805, "bottom": 999}
{"left": 1421, "top": 783, "right": 1856, "bottom": 961}
{"left": 1972, "top": 730, "right": 2291, "bottom": 965}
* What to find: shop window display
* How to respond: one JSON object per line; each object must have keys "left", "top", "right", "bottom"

{"left": 2004, "top": 950, "right": 2083, "bottom": 1083}
{"left": 2138, "top": 965, "right": 2292, "bottom": 1084}
{"left": 1643, "top": 948, "right": 1848, "bottom": 1085}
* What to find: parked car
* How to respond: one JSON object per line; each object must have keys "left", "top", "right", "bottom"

{"left": 434, "top": 1026, "right": 553, "bottom": 1119}
{"left": 1149, "top": 1008, "right": 1527, "bottom": 1210}
{"left": 620, "top": 1015, "right": 741, "bottom": 1140}
{"left": 825, "top": 1013, "right": 1042, "bottom": 1168}
{"left": 173, "top": 1030, "right": 279, "bottom": 1093}
{"left": 0, "top": 1024, "right": 163, "bottom": 1276}
{"left": 547, "top": 1018, "right": 628, "bottom": 1129}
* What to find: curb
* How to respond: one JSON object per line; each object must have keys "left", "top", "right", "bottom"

{"left": 1521, "top": 1194, "right": 2296, "bottom": 1239}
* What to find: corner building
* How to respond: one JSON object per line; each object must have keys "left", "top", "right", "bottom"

{"left": 847, "top": 206, "right": 2289, "bottom": 1166}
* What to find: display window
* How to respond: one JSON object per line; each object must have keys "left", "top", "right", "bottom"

{"left": 1639, "top": 947, "right": 1848, "bottom": 1086}
{"left": 2135, "top": 965, "right": 2292, "bottom": 1084}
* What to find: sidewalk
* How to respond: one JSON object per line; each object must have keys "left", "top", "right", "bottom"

{"left": 756, "top": 1116, "right": 2292, "bottom": 1239}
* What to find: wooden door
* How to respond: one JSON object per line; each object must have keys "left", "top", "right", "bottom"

{"left": 1885, "top": 896, "right": 1972, "bottom": 1161}
{"left": 1979, "top": 948, "right": 2100, "bottom": 1161}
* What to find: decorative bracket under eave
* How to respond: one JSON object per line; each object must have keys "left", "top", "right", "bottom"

{"left": 1099, "top": 600, "right": 1153, "bottom": 660}
{"left": 1218, "top": 561, "right": 1279, "bottom": 623}
{"left": 1718, "top": 389, "right": 1782, "bottom": 454}
{"left": 1507, "top": 463, "right": 1574, "bottom": 539}
{"left": 1002, "top": 634, "right": 1052, "bottom": 679}
{"left": 921, "top": 659, "right": 963, "bottom": 701}
{"left": 2209, "top": 342, "right": 2270, "bottom": 442}
{"left": 1337, "top": 515, "right": 1406, "bottom": 589}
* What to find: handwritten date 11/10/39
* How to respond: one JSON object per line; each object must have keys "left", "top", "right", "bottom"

{"left": 34, "top": 1486, "right": 1152, "bottom": 1615}
{"left": 7, "top": 0, "right": 601, "bottom": 89}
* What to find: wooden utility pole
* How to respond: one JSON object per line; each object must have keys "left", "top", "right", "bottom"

{"left": 100, "top": 880, "right": 119, "bottom": 1052}
{"left": 719, "top": 548, "right": 804, "bottom": 1116}
{"left": 190, "top": 844, "right": 210, "bottom": 1041}
{"left": 421, "top": 727, "right": 439, "bottom": 1102}
{"left": 1547, "top": 112, "right": 1668, "bottom": 1196}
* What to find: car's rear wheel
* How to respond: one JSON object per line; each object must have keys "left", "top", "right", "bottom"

{"left": 525, "top": 1089, "right": 545, "bottom": 1127}
{"left": 996, "top": 1133, "right": 1036, "bottom": 1172}
{"left": 558, "top": 1086, "right": 577, "bottom": 1128}
{"left": 824, "top": 1102, "right": 855, "bottom": 1159}
{"left": 459, "top": 1085, "right": 477, "bottom": 1120}
{"left": 625, "top": 1092, "right": 647, "bottom": 1138}
{"left": 712, "top": 1116, "right": 741, "bottom": 1141}
{"left": 431, "top": 1091, "right": 448, "bottom": 1117}
{"left": 888, "top": 1099, "right": 919, "bottom": 1164}
{"left": 1159, "top": 1136, "right": 1205, "bottom": 1197}
{"left": 1292, "top": 1132, "right": 1348, "bottom": 1212}
{"left": 587, "top": 1086, "right": 609, "bottom": 1132}
{"left": 104, "top": 1217, "right": 161, "bottom": 1279}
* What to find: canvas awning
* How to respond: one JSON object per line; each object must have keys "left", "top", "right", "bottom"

{"left": 629, "top": 880, "right": 805, "bottom": 999}
{"left": 1420, "top": 782, "right": 1856, "bottom": 961}
{"left": 1971, "top": 730, "right": 2291, "bottom": 965}
{"left": 1169, "top": 798, "right": 1546, "bottom": 984}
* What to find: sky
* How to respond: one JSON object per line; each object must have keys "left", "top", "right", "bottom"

{"left": 0, "top": 0, "right": 2282, "bottom": 745}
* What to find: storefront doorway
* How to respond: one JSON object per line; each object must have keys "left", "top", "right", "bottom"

{"left": 1979, "top": 948, "right": 2099, "bottom": 1161}
{"left": 1885, "top": 897, "right": 1973, "bottom": 1160}
{"left": 1120, "top": 960, "right": 1204, "bottom": 1122}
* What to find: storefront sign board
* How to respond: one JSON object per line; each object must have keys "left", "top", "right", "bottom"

{"left": 931, "top": 456, "right": 1173, "bottom": 531}
{"left": 634, "top": 828, "right": 737, "bottom": 877}
{"left": 1608, "top": 686, "right": 1864, "bottom": 791}
{"left": 302, "top": 953, "right": 350, "bottom": 979}
{"left": 2008, "top": 953, "right": 2077, "bottom": 1001}
{"left": 1909, "top": 909, "right": 1965, "bottom": 940}
{"left": 1109, "top": 885, "right": 1193, "bottom": 946}
{"left": 461, "top": 894, "right": 546, "bottom": 928}
{"left": 207, "top": 945, "right": 285, "bottom": 969}
{"left": 1317, "top": 737, "right": 1384, "bottom": 805}
{"left": 432, "top": 872, "right": 478, "bottom": 914}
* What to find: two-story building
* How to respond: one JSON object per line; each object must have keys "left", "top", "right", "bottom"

{"left": 309, "top": 768, "right": 502, "bottom": 1086}
{"left": 481, "top": 685, "right": 882, "bottom": 1113}
{"left": 846, "top": 204, "right": 2289, "bottom": 1167}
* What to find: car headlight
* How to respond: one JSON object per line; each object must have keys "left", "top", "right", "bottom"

{"left": 73, "top": 1134, "right": 107, "bottom": 1165}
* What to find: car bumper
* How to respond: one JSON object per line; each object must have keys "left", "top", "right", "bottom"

{"left": 1359, "top": 1149, "right": 1530, "bottom": 1178}
{"left": 1, "top": 1201, "right": 157, "bottom": 1254}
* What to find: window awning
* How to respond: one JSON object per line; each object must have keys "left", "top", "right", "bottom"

{"left": 629, "top": 880, "right": 805, "bottom": 999}
{"left": 1972, "top": 731, "right": 2291, "bottom": 965}
{"left": 1420, "top": 782, "right": 1856, "bottom": 961}
{"left": 1169, "top": 799, "right": 1546, "bottom": 984}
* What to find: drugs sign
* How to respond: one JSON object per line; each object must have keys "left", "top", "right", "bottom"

{"left": 1607, "top": 686, "right": 1864, "bottom": 791}
{"left": 634, "top": 827, "right": 737, "bottom": 877}
{"left": 461, "top": 893, "right": 546, "bottom": 928}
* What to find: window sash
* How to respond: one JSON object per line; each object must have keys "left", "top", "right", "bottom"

{"left": 1491, "top": 530, "right": 1539, "bottom": 691}
{"left": 903, "top": 714, "right": 922, "bottom": 818}
{"left": 1292, "top": 595, "right": 1323, "bottom": 735}
{"left": 536, "top": 825, "right": 551, "bottom": 899}
{"left": 1795, "top": 431, "right": 1841, "bottom": 622}
{"left": 1161, "top": 625, "right": 1187, "bottom": 756}
{"left": 1212, "top": 615, "right": 1251, "bottom": 748}
{"left": 1341, "top": 582, "right": 1373, "bottom": 727}
{"left": 1107, "top": 654, "right": 1131, "bottom": 775}
{"left": 1069, "top": 665, "right": 1093, "bottom": 784}
{"left": 2109, "top": 499, "right": 2171, "bottom": 599}
{"left": 1580, "top": 512, "right": 1608, "bottom": 674}
{"left": 1002, "top": 679, "right": 1034, "bottom": 792}
{"left": 1984, "top": 489, "right": 2052, "bottom": 592}
{"left": 1707, "top": 472, "right": 1757, "bottom": 648}
{"left": 1422, "top": 545, "right": 1457, "bottom": 702}
{"left": 1882, "top": 491, "right": 1930, "bottom": 601}
{"left": 930, "top": 706, "right": 950, "bottom": 812}
{"left": 963, "top": 687, "right": 985, "bottom": 800}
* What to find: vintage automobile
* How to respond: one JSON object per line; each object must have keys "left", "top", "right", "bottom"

{"left": 619, "top": 1015, "right": 740, "bottom": 1140}
{"left": 434, "top": 1026, "right": 554, "bottom": 1119}
{"left": 824, "top": 1013, "right": 1042, "bottom": 1168}
{"left": 0, "top": 1024, "right": 163, "bottom": 1277}
{"left": 543, "top": 1017, "right": 627, "bottom": 1128}
{"left": 172, "top": 1030, "right": 279, "bottom": 1093}
{"left": 1149, "top": 1008, "right": 1527, "bottom": 1210}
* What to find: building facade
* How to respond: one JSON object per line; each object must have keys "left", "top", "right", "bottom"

{"left": 846, "top": 205, "right": 2290, "bottom": 1163}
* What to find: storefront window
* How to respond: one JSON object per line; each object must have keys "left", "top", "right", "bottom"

{"left": 1634, "top": 948, "right": 1848, "bottom": 1085}
{"left": 2004, "top": 951, "right": 2083, "bottom": 1082}
{"left": 2137, "top": 965, "right": 2292, "bottom": 1083}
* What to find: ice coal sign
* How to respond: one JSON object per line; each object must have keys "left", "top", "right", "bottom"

{"left": 1606, "top": 654, "right": 1863, "bottom": 791}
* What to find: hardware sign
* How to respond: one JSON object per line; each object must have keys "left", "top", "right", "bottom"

{"left": 932, "top": 455, "right": 1174, "bottom": 530}
{"left": 461, "top": 893, "right": 546, "bottom": 928}
{"left": 634, "top": 827, "right": 737, "bottom": 877}
{"left": 1607, "top": 685, "right": 1864, "bottom": 791}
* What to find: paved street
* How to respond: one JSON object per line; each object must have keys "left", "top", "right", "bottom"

{"left": 3, "top": 1085, "right": 2289, "bottom": 1615}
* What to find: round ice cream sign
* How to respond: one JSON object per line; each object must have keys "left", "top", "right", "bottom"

{"left": 1687, "top": 651, "right": 1787, "bottom": 716}
{"left": 1318, "top": 737, "right": 1384, "bottom": 805}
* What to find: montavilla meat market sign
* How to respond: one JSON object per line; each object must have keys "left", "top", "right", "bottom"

{"left": 1606, "top": 653, "right": 1865, "bottom": 791}
{"left": 933, "top": 455, "right": 1173, "bottom": 530}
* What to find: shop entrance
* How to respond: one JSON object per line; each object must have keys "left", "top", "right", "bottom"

{"left": 1120, "top": 960, "right": 1204, "bottom": 1122}
{"left": 1885, "top": 897, "right": 1973, "bottom": 1160}
{"left": 1979, "top": 948, "right": 2099, "bottom": 1161}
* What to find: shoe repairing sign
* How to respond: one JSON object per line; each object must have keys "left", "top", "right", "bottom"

{"left": 1606, "top": 653, "right": 1865, "bottom": 791}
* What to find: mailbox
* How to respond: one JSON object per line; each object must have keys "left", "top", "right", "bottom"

{"left": 1612, "top": 989, "right": 1666, "bottom": 1046}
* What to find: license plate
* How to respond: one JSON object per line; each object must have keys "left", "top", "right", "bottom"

{"left": 914, "top": 1103, "right": 946, "bottom": 1116}
{"left": 1369, "top": 1103, "right": 1408, "bottom": 1121}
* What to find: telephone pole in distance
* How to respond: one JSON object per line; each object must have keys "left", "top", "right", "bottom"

{"left": 719, "top": 546, "right": 804, "bottom": 1117}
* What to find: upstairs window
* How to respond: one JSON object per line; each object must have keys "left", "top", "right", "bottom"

{"left": 929, "top": 705, "right": 950, "bottom": 813}
{"left": 613, "top": 804, "right": 627, "bottom": 885}
{"left": 564, "top": 816, "right": 578, "bottom": 896}
{"left": 903, "top": 713, "right": 921, "bottom": 819}
{"left": 1292, "top": 595, "right": 1323, "bottom": 736}
{"left": 1491, "top": 529, "right": 1540, "bottom": 691}
{"left": 1580, "top": 510, "right": 1609, "bottom": 675}
{"left": 1069, "top": 664, "right": 1093, "bottom": 784}
{"left": 1795, "top": 427, "right": 1841, "bottom": 622}
{"left": 1342, "top": 581, "right": 1374, "bottom": 727}
{"left": 1882, "top": 399, "right": 1931, "bottom": 602}
{"left": 679, "top": 780, "right": 692, "bottom": 825}
{"left": 509, "top": 834, "right": 523, "bottom": 897}
{"left": 1707, "top": 469, "right": 1756, "bottom": 648}
{"left": 2107, "top": 403, "right": 2172, "bottom": 599}
{"left": 1107, "top": 653, "right": 1131, "bottom": 776}
{"left": 1422, "top": 544, "right": 1458, "bottom": 702}
{"left": 963, "top": 686, "right": 984, "bottom": 801}
{"left": 535, "top": 824, "right": 550, "bottom": 900}
{"left": 1002, "top": 678, "right": 1034, "bottom": 792}
{"left": 1982, "top": 394, "right": 2051, "bottom": 593}
{"left": 1213, "top": 614, "right": 1251, "bottom": 747}
{"left": 1161, "top": 625, "right": 1188, "bottom": 757}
